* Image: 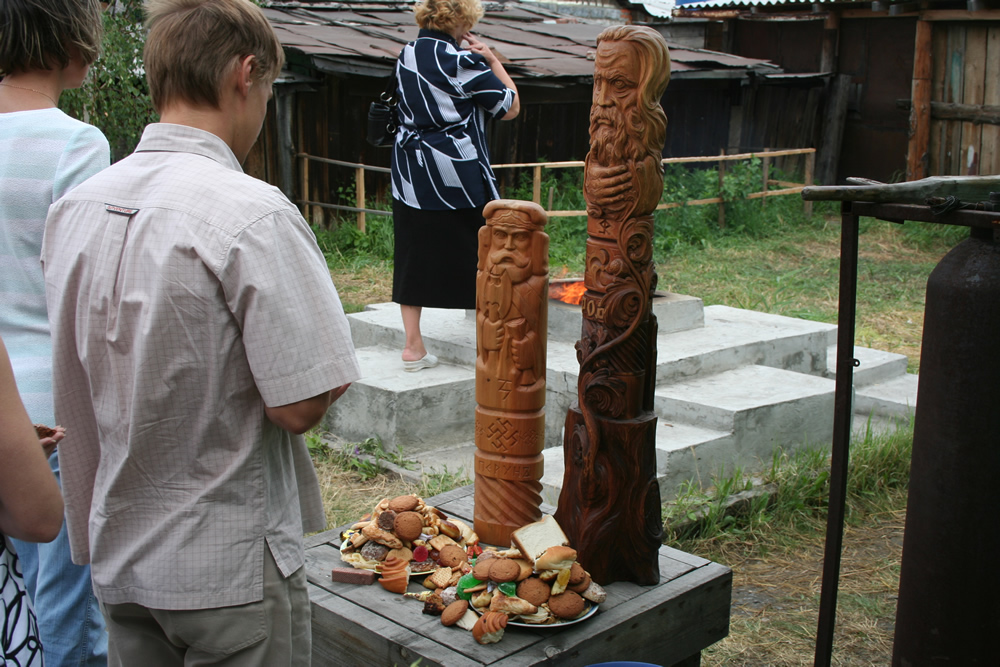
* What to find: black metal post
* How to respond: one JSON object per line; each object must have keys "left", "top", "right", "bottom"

{"left": 814, "top": 201, "right": 859, "bottom": 667}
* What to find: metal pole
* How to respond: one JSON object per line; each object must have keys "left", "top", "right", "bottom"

{"left": 814, "top": 200, "right": 860, "bottom": 666}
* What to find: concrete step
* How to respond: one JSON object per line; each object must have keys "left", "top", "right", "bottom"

{"left": 347, "top": 304, "right": 479, "bottom": 366}
{"left": 653, "top": 364, "right": 836, "bottom": 462}
{"left": 855, "top": 373, "right": 919, "bottom": 419}
{"left": 824, "top": 344, "right": 910, "bottom": 387}
{"left": 321, "top": 345, "right": 476, "bottom": 453}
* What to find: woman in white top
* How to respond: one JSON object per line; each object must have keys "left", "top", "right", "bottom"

{"left": 0, "top": 1, "right": 110, "bottom": 663}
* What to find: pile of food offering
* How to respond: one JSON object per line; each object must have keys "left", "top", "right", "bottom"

{"left": 335, "top": 496, "right": 605, "bottom": 646}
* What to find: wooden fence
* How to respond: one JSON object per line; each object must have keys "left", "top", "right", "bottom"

{"left": 297, "top": 147, "right": 816, "bottom": 232}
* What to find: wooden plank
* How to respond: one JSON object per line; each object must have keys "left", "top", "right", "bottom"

{"left": 944, "top": 25, "right": 966, "bottom": 175}
{"left": 490, "top": 563, "right": 732, "bottom": 667}
{"left": 983, "top": 25, "right": 1000, "bottom": 176}
{"left": 907, "top": 20, "right": 933, "bottom": 181}
{"left": 816, "top": 74, "right": 851, "bottom": 185}
{"left": 960, "top": 24, "right": 988, "bottom": 174}
{"left": 929, "top": 25, "right": 948, "bottom": 175}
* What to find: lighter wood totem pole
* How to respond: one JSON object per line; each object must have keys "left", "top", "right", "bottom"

{"left": 554, "top": 25, "right": 671, "bottom": 585}
{"left": 474, "top": 200, "right": 550, "bottom": 547}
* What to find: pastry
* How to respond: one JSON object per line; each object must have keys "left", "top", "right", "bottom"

{"left": 422, "top": 593, "right": 446, "bottom": 615}
{"left": 516, "top": 577, "right": 551, "bottom": 607}
{"left": 439, "top": 585, "right": 458, "bottom": 606}
{"left": 438, "top": 544, "right": 467, "bottom": 569}
{"left": 378, "top": 556, "right": 410, "bottom": 594}
{"left": 393, "top": 511, "right": 424, "bottom": 542}
{"left": 439, "top": 520, "right": 462, "bottom": 540}
{"left": 534, "top": 546, "right": 577, "bottom": 571}
{"left": 388, "top": 494, "right": 419, "bottom": 512}
{"left": 362, "top": 522, "right": 403, "bottom": 549}
{"left": 470, "top": 589, "right": 494, "bottom": 608}
{"left": 510, "top": 514, "right": 569, "bottom": 565}
{"left": 489, "top": 592, "right": 537, "bottom": 616}
{"left": 547, "top": 590, "right": 585, "bottom": 619}
{"left": 472, "top": 611, "right": 508, "bottom": 644}
{"left": 428, "top": 534, "right": 460, "bottom": 552}
{"left": 487, "top": 558, "right": 520, "bottom": 583}
{"left": 440, "top": 599, "right": 469, "bottom": 626}
{"left": 580, "top": 580, "right": 607, "bottom": 604}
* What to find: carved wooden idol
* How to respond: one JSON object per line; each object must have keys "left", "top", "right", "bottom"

{"left": 554, "top": 25, "right": 671, "bottom": 585}
{"left": 474, "top": 200, "right": 549, "bottom": 547}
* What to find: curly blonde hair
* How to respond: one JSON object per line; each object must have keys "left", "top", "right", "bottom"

{"left": 414, "top": 0, "right": 484, "bottom": 35}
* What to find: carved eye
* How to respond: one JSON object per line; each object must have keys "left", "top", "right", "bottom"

{"left": 611, "top": 78, "right": 629, "bottom": 91}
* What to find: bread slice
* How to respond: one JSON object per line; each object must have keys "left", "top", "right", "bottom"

{"left": 509, "top": 515, "right": 569, "bottom": 565}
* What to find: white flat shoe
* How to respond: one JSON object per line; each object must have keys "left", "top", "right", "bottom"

{"left": 403, "top": 353, "right": 439, "bottom": 372}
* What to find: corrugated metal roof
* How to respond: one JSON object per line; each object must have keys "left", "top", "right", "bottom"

{"left": 265, "top": 0, "right": 781, "bottom": 81}
{"left": 675, "top": 0, "right": 863, "bottom": 7}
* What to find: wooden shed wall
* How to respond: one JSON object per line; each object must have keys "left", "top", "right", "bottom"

{"left": 929, "top": 21, "right": 1000, "bottom": 176}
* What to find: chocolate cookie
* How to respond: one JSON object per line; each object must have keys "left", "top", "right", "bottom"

{"left": 388, "top": 494, "right": 419, "bottom": 513}
{"left": 487, "top": 558, "right": 520, "bottom": 583}
{"left": 377, "top": 509, "right": 397, "bottom": 531}
{"left": 440, "top": 599, "right": 469, "bottom": 626}
{"left": 393, "top": 511, "right": 424, "bottom": 542}
{"left": 516, "top": 577, "right": 551, "bottom": 607}
{"left": 568, "top": 571, "right": 592, "bottom": 594}
{"left": 360, "top": 541, "right": 389, "bottom": 562}
{"left": 547, "top": 590, "right": 585, "bottom": 619}
{"left": 437, "top": 544, "right": 467, "bottom": 569}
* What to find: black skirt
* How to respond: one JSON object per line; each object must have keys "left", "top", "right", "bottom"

{"left": 392, "top": 199, "right": 485, "bottom": 309}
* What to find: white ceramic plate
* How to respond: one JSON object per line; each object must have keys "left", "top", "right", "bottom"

{"left": 476, "top": 602, "right": 598, "bottom": 628}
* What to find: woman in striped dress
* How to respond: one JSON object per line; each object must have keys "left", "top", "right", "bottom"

{"left": 391, "top": 0, "right": 520, "bottom": 371}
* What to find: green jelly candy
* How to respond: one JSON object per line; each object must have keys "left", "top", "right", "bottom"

{"left": 456, "top": 574, "right": 483, "bottom": 601}
{"left": 497, "top": 581, "right": 517, "bottom": 598}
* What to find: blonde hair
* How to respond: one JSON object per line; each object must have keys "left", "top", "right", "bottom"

{"left": 414, "top": 0, "right": 484, "bottom": 35}
{"left": 0, "top": 0, "right": 103, "bottom": 75}
{"left": 144, "top": 0, "right": 284, "bottom": 112}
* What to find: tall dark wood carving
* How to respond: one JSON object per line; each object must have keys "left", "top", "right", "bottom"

{"left": 554, "top": 25, "right": 671, "bottom": 585}
{"left": 474, "top": 200, "right": 549, "bottom": 547}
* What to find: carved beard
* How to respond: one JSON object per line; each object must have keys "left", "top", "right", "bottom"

{"left": 488, "top": 250, "right": 533, "bottom": 284}
{"left": 590, "top": 105, "right": 646, "bottom": 166}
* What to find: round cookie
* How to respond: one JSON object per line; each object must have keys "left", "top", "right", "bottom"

{"left": 377, "top": 509, "right": 397, "bottom": 531}
{"left": 393, "top": 511, "right": 424, "bottom": 542}
{"left": 441, "top": 599, "right": 469, "bottom": 626}
{"left": 388, "top": 494, "right": 419, "bottom": 513}
{"left": 438, "top": 544, "right": 468, "bottom": 569}
{"left": 548, "top": 590, "right": 585, "bottom": 619}
{"left": 568, "top": 571, "right": 592, "bottom": 594}
{"left": 568, "top": 562, "right": 587, "bottom": 586}
{"left": 516, "top": 577, "right": 551, "bottom": 607}
{"left": 488, "top": 558, "right": 520, "bottom": 583}
{"left": 360, "top": 542, "right": 389, "bottom": 562}
{"left": 472, "top": 558, "right": 493, "bottom": 581}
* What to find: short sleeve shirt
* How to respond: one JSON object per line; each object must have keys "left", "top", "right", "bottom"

{"left": 391, "top": 29, "right": 514, "bottom": 210}
{"left": 42, "top": 124, "right": 361, "bottom": 610}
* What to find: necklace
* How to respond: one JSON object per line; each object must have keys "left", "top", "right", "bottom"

{"left": 0, "top": 82, "right": 57, "bottom": 106}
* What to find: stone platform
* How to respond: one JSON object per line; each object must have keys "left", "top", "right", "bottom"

{"left": 322, "top": 296, "right": 917, "bottom": 501}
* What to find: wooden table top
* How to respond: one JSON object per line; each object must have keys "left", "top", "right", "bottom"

{"left": 305, "top": 485, "right": 731, "bottom": 667}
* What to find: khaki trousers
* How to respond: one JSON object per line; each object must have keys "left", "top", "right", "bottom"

{"left": 100, "top": 547, "right": 310, "bottom": 666}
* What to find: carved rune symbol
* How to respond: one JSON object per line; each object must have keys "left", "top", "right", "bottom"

{"left": 498, "top": 379, "right": 513, "bottom": 401}
{"left": 486, "top": 418, "right": 518, "bottom": 452}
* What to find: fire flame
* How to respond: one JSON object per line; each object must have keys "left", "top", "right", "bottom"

{"left": 549, "top": 280, "right": 586, "bottom": 305}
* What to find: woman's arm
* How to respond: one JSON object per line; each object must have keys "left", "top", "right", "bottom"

{"left": 463, "top": 33, "right": 520, "bottom": 120}
{"left": 0, "top": 337, "right": 64, "bottom": 542}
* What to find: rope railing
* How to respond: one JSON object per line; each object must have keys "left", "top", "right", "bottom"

{"left": 297, "top": 148, "right": 816, "bottom": 230}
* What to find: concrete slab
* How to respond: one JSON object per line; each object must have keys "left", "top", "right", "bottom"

{"left": 855, "top": 373, "right": 919, "bottom": 419}
{"left": 653, "top": 365, "right": 835, "bottom": 462}
{"left": 322, "top": 345, "right": 476, "bottom": 452}
{"left": 824, "top": 344, "right": 910, "bottom": 387}
{"left": 547, "top": 291, "right": 705, "bottom": 342}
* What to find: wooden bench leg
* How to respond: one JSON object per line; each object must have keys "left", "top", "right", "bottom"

{"left": 670, "top": 652, "right": 701, "bottom": 667}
